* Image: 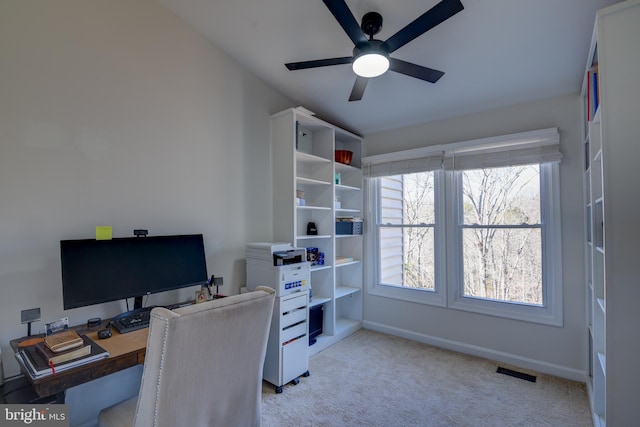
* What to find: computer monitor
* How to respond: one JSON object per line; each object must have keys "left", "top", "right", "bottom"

{"left": 60, "top": 234, "right": 208, "bottom": 310}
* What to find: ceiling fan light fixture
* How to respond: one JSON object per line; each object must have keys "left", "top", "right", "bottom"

{"left": 352, "top": 40, "right": 390, "bottom": 78}
{"left": 352, "top": 51, "right": 389, "bottom": 78}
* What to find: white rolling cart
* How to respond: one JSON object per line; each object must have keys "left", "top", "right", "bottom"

{"left": 246, "top": 243, "right": 310, "bottom": 393}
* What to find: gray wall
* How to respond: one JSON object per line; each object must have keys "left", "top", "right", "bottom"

{"left": 0, "top": 2, "right": 587, "bottom": 423}
{"left": 0, "top": 0, "right": 291, "bottom": 382}
{"left": 363, "top": 94, "right": 586, "bottom": 380}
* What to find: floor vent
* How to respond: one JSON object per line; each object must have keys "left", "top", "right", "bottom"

{"left": 496, "top": 367, "right": 537, "bottom": 383}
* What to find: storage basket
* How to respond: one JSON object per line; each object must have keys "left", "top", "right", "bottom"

{"left": 335, "top": 150, "right": 353, "bottom": 165}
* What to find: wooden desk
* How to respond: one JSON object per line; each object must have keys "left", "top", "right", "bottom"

{"left": 10, "top": 322, "right": 148, "bottom": 399}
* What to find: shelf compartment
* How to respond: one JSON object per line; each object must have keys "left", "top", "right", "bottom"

{"left": 593, "top": 199, "right": 604, "bottom": 250}
{"left": 592, "top": 250, "right": 604, "bottom": 300}
{"left": 597, "top": 352, "right": 606, "bottom": 376}
{"left": 336, "top": 208, "right": 361, "bottom": 214}
{"left": 296, "top": 151, "right": 331, "bottom": 164}
{"left": 587, "top": 284, "right": 593, "bottom": 329}
{"left": 585, "top": 205, "right": 592, "bottom": 244}
{"left": 592, "top": 356, "right": 606, "bottom": 422}
{"left": 296, "top": 234, "right": 331, "bottom": 240}
{"left": 335, "top": 317, "right": 361, "bottom": 335}
{"left": 308, "top": 333, "right": 331, "bottom": 354}
{"left": 297, "top": 206, "right": 333, "bottom": 237}
{"left": 297, "top": 205, "right": 331, "bottom": 211}
{"left": 296, "top": 176, "right": 331, "bottom": 186}
{"left": 334, "top": 162, "right": 360, "bottom": 173}
{"left": 335, "top": 183, "right": 361, "bottom": 191}
{"left": 309, "top": 296, "right": 331, "bottom": 308}
{"left": 335, "top": 259, "right": 360, "bottom": 268}
{"left": 335, "top": 286, "right": 360, "bottom": 299}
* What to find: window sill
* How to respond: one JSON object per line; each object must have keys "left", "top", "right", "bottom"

{"left": 368, "top": 284, "right": 446, "bottom": 307}
{"left": 448, "top": 295, "right": 563, "bottom": 327}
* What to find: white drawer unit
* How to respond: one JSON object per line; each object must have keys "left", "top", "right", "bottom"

{"left": 262, "top": 291, "right": 310, "bottom": 393}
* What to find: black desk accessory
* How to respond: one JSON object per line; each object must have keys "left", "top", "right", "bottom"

{"left": 307, "top": 222, "right": 318, "bottom": 235}
{"left": 205, "top": 275, "right": 224, "bottom": 298}
{"left": 212, "top": 276, "right": 223, "bottom": 295}
{"left": 20, "top": 308, "right": 41, "bottom": 337}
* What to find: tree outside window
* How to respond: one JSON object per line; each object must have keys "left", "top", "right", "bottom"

{"left": 379, "top": 172, "right": 435, "bottom": 290}
{"left": 377, "top": 165, "right": 545, "bottom": 307}
{"left": 460, "top": 165, "right": 542, "bottom": 306}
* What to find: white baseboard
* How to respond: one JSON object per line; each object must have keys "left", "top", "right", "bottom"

{"left": 363, "top": 321, "right": 587, "bottom": 383}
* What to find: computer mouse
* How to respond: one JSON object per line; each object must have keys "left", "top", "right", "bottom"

{"left": 98, "top": 328, "right": 112, "bottom": 339}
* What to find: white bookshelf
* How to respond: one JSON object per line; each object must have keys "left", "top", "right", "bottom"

{"left": 581, "top": 2, "right": 640, "bottom": 425}
{"left": 270, "top": 107, "right": 363, "bottom": 355}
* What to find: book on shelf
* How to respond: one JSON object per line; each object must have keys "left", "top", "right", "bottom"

{"left": 336, "top": 216, "right": 363, "bottom": 222}
{"left": 15, "top": 334, "right": 109, "bottom": 379}
{"left": 335, "top": 256, "right": 354, "bottom": 265}
{"left": 592, "top": 66, "right": 599, "bottom": 111}
{"left": 586, "top": 68, "right": 591, "bottom": 121}
{"left": 586, "top": 65, "right": 600, "bottom": 122}
{"left": 44, "top": 329, "right": 83, "bottom": 352}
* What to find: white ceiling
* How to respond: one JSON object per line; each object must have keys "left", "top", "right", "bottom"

{"left": 158, "top": 0, "right": 619, "bottom": 135}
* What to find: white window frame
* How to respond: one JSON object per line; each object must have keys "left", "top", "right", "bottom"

{"left": 446, "top": 163, "right": 563, "bottom": 326}
{"left": 364, "top": 128, "right": 563, "bottom": 326}
{"left": 366, "top": 172, "right": 447, "bottom": 307}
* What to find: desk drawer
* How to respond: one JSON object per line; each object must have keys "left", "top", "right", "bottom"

{"left": 281, "top": 293, "right": 307, "bottom": 314}
{"left": 282, "top": 307, "right": 306, "bottom": 327}
{"left": 281, "top": 337, "right": 308, "bottom": 383}
{"left": 282, "top": 321, "right": 306, "bottom": 344}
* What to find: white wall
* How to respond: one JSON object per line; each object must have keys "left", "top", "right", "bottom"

{"left": 0, "top": 0, "right": 292, "bottom": 380}
{"left": 363, "top": 94, "right": 587, "bottom": 380}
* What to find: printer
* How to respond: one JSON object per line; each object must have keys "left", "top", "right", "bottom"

{"left": 246, "top": 243, "right": 309, "bottom": 297}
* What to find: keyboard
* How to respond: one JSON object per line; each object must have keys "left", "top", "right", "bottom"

{"left": 110, "top": 297, "right": 226, "bottom": 333}
{"left": 111, "top": 307, "right": 154, "bottom": 334}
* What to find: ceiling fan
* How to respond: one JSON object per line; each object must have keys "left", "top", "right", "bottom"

{"left": 285, "top": 0, "right": 464, "bottom": 101}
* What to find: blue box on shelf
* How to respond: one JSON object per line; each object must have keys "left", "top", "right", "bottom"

{"left": 306, "top": 247, "right": 324, "bottom": 265}
{"left": 335, "top": 219, "right": 363, "bottom": 235}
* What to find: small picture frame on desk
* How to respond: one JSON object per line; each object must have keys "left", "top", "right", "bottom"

{"left": 195, "top": 290, "right": 207, "bottom": 304}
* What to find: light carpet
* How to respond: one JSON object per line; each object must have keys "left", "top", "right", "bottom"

{"left": 261, "top": 329, "right": 592, "bottom": 426}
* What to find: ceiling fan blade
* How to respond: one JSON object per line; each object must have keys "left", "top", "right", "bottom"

{"left": 383, "top": 0, "right": 464, "bottom": 53}
{"left": 348, "top": 76, "right": 369, "bottom": 102}
{"left": 322, "top": 0, "right": 367, "bottom": 46}
{"left": 285, "top": 57, "right": 353, "bottom": 70}
{"left": 389, "top": 58, "right": 444, "bottom": 83}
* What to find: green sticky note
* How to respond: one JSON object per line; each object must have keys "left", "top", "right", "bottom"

{"left": 96, "top": 226, "right": 112, "bottom": 240}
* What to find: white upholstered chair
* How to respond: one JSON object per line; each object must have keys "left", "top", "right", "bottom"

{"left": 98, "top": 287, "right": 275, "bottom": 427}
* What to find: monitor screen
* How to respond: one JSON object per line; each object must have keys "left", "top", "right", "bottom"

{"left": 60, "top": 234, "right": 208, "bottom": 310}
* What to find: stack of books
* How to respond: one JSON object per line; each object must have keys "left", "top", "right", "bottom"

{"left": 15, "top": 330, "right": 109, "bottom": 379}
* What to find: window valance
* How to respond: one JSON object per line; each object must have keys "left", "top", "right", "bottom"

{"left": 362, "top": 127, "right": 561, "bottom": 177}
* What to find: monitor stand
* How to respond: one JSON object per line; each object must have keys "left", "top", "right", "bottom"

{"left": 133, "top": 296, "right": 144, "bottom": 310}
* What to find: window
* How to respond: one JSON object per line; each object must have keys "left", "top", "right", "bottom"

{"left": 379, "top": 172, "right": 436, "bottom": 290}
{"left": 365, "top": 128, "right": 563, "bottom": 325}
{"left": 459, "top": 165, "right": 542, "bottom": 305}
